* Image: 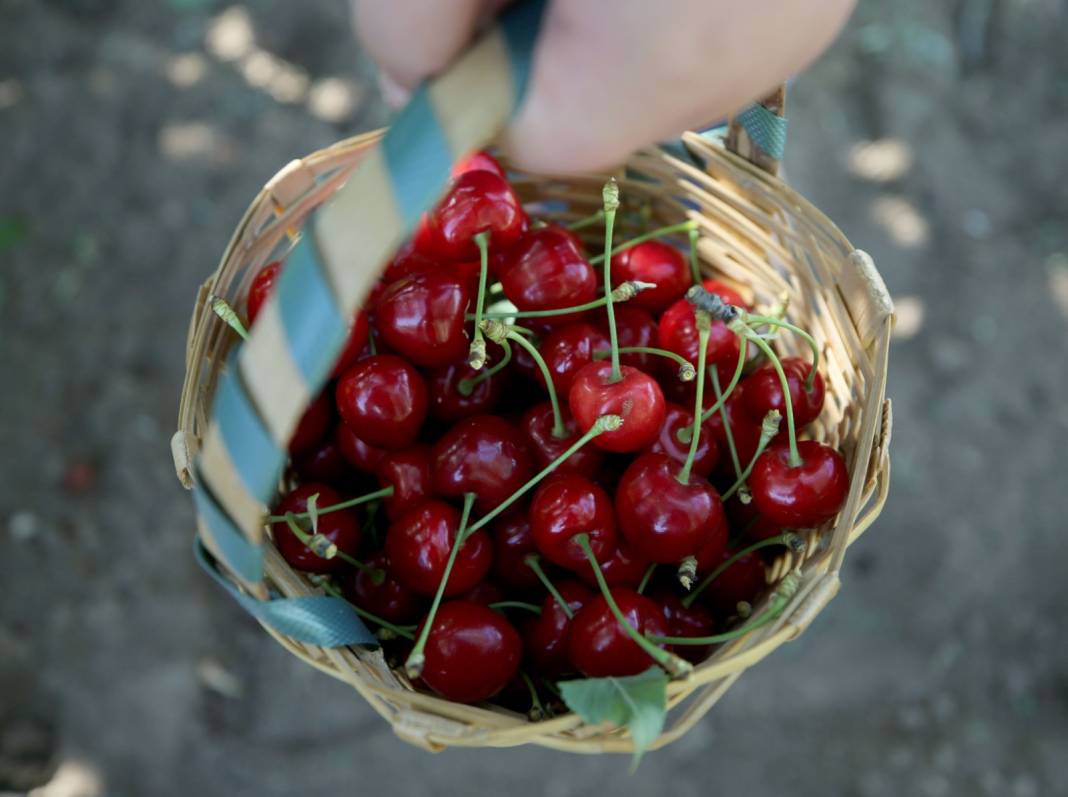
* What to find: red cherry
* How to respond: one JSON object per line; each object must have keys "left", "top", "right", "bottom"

{"left": 703, "top": 388, "right": 772, "bottom": 477}
{"left": 658, "top": 296, "right": 740, "bottom": 377}
{"left": 536, "top": 322, "right": 609, "bottom": 395}
{"left": 343, "top": 552, "right": 424, "bottom": 624}
{"left": 610, "top": 241, "right": 690, "bottom": 313}
{"left": 741, "top": 357, "right": 826, "bottom": 428}
{"left": 530, "top": 475, "right": 617, "bottom": 570}
{"left": 523, "top": 580, "right": 592, "bottom": 676}
{"left": 698, "top": 547, "right": 767, "bottom": 617}
{"left": 330, "top": 310, "right": 371, "bottom": 378}
{"left": 247, "top": 260, "right": 281, "bottom": 325}
{"left": 375, "top": 445, "right": 435, "bottom": 521}
{"left": 459, "top": 580, "right": 507, "bottom": 607}
{"left": 498, "top": 226, "right": 597, "bottom": 325}
{"left": 288, "top": 390, "right": 334, "bottom": 456}
{"left": 519, "top": 402, "right": 603, "bottom": 478}
{"left": 385, "top": 500, "right": 492, "bottom": 596}
{"left": 567, "top": 589, "right": 668, "bottom": 677}
{"left": 431, "top": 415, "right": 534, "bottom": 514}
{"left": 654, "top": 591, "right": 716, "bottom": 664}
{"left": 692, "top": 512, "right": 731, "bottom": 575}
{"left": 575, "top": 541, "right": 650, "bottom": 590}
{"left": 425, "top": 346, "right": 506, "bottom": 423}
{"left": 335, "top": 354, "right": 427, "bottom": 450}
{"left": 417, "top": 601, "right": 522, "bottom": 703}
{"left": 614, "top": 452, "right": 726, "bottom": 564}
{"left": 748, "top": 441, "right": 849, "bottom": 527}
{"left": 451, "top": 150, "right": 506, "bottom": 179}
{"left": 334, "top": 424, "right": 385, "bottom": 474}
{"left": 292, "top": 434, "right": 352, "bottom": 486}
{"left": 490, "top": 511, "right": 544, "bottom": 591}
{"left": 383, "top": 237, "right": 439, "bottom": 284}
{"left": 424, "top": 171, "right": 527, "bottom": 261}
{"left": 507, "top": 319, "right": 554, "bottom": 384}
{"left": 725, "top": 495, "right": 782, "bottom": 543}
{"left": 374, "top": 271, "right": 471, "bottom": 367}
{"left": 568, "top": 362, "right": 666, "bottom": 453}
{"left": 647, "top": 402, "right": 720, "bottom": 478}
{"left": 701, "top": 279, "right": 749, "bottom": 309}
{"left": 271, "top": 484, "right": 361, "bottom": 574}
{"left": 593, "top": 305, "right": 661, "bottom": 376}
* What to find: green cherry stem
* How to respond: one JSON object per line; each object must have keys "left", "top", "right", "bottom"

{"left": 574, "top": 534, "right": 692, "bottom": 679}
{"left": 466, "top": 415, "right": 623, "bottom": 535}
{"left": 588, "top": 220, "right": 698, "bottom": 265}
{"left": 636, "top": 563, "right": 657, "bottom": 595}
{"left": 473, "top": 281, "right": 654, "bottom": 321}
{"left": 710, "top": 367, "right": 743, "bottom": 479}
{"left": 698, "top": 330, "right": 749, "bottom": 425}
{"left": 281, "top": 513, "right": 382, "bottom": 578}
{"left": 593, "top": 347, "right": 695, "bottom": 382}
{"left": 406, "top": 493, "right": 477, "bottom": 679}
{"left": 720, "top": 410, "right": 782, "bottom": 502}
{"left": 209, "top": 295, "right": 250, "bottom": 341}
{"left": 267, "top": 486, "right": 395, "bottom": 523}
{"left": 687, "top": 226, "right": 702, "bottom": 285}
{"left": 524, "top": 554, "right": 573, "bottom": 619}
{"left": 468, "top": 231, "right": 492, "bottom": 370}
{"left": 681, "top": 533, "right": 804, "bottom": 608}
{"left": 745, "top": 314, "right": 821, "bottom": 391}
{"left": 490, "top": 601, "right": 542, "bottom": 615}
{"left": 600, "top": 179, "right": 623, "bottom": 383}
{"left": 498, "top": 325, "right": 567, "bottom": 438}
{"left": 520, "top": 670, "right": 548, "bottom": 720}
{"left": 677, "top": 314, "right": 711, "bottom": 485}
{"left": 566, "top": 208, "right": 605, "bottom": 231}
{"left": 458, "top": 338, "right": 513, "bottom": 397}
{"left": 742, "top": 332, "right": 801, "bottom": 467}
{"left": 319, "top": 579, "right": 416, "bottom": 640}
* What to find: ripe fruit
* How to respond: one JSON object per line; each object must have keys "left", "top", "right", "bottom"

{"left": 610, "top": 241, "right": 690, "bottom": 313}
{"left": 498, "top": 226, "right": 597, "bottom": 324}
{"left": 376, "top": 445, "right": 435, "bottom": 521}
{"left": 523, "top": 580, "right": 592, "bottom": 675}
{"left": 334, "top": 424, "right": 385, "bottom": 474}
{"left": 567, "top": 589, "right": 669, "bottom": 677}
{"left": 336, "top": 354, "right": 427, "bottom": 450}
{"left": 246, "top": 260, "right": 282, "bottom": 325}
{"left": 742, "top": 357, "right": 826, "bottom": 428}
{"left": 374, "top": 271, "right": 471, "bottom": 366}
{"left": 647, "top": 402, "right": 719, "bottom": 478}
{"left": 431, "top": 415, "right": 534, "bottom": 514}
{"left": 490, "top": 511, "right": 543, "bottom": 591}
{"left": 288, "top": 390, "right": 334, "bottom": 456}
{"left": 519, "top": 402, "right": 603, "bottom": 478}
{"left": 748, "top": 440, "right": 849, "bottom": 527}
{"left": 270, "top": 484, "right": 361, "bottom": 574}
{"left": 423, "top": 170, "right": 527, "bottom": 261}
{"left": 568, "top": 362, "right": 666, "bottom": 453}
{"left": 575, "top": 541, "right": 650, "bottom": 590}
{"left": 343, "top": 552, "right": 423, "bottom": 624}
{"left": 425, "top": 346, "right": 506, "bottom": 423}
{"left": 536, "top": 322, "right": 609, "bottom": 395}
{"left": 530, "top": 474, "right": 617, "bottom": 570}
{"left": 385, "top": 500, "right": 492, "bottom": 597}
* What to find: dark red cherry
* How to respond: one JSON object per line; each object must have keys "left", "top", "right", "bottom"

{"left": 741, "top": 357, "right": 826, "bottom": 428}
{"left": 385, "top": 500, "right": 492, "bottom": 597}
{"left": 498, "top": 226, "right": 597, "bottom": 325}
{"left": 376, "top": 445, "right": 435, "bottom": 521}
{"left": 289, "top": 390, "right": 334, "bottom": 456}
{"left": 567, "top": 589, "right": 668, "bottom": 677}
{"left": 725, "top": 495, "right": 782, "bottom": 543}
{"left": 575, "top": 540, "right": 650, "bottom": 590}
{"left": 490, "top": 511, "right": 542, "bottom": 591}
{"left": 383, "top": 236, "right": 439, "bottom": 284}
{"left": 568, "top": 361, "right": 666, "bottom": 453}
{"left": 374, "top": 271, "right": 471, "bottom": 366}
{"left": 658, "top": 295, "right": 741, "bottom": 377}
{"left": 536, "top": 321, "right": 609, "bottom": 395}
{"left": 459, "top": 580, "right": 507, "bottom": 607}
{"left": 615, "top": 452, "right": 726, "bottom": 563}
{"left": 507, "top": 319, "right": 554, "bottom": 384}
{"left": 343, "top": 552, "right": 424, "bottom": 624}
{"left": 610, "top": 240, "right": 690, "bottom": 313}
{"left": 647, "top": 402, "right": 720, "bottom": 478}
{"left": 519, "top": 402, "right": 603, "bottom": 479}
{"left": 654, "top": 591, "right": 716, "bottom": 664}
{"left": 335, "top": 354, "right": 427, "bottom": 450}
{"left": 594, "top": 305, "right": 661, "bottom": 376}
{"left": 292, "top": 434, "right": 351, "bottom": 486}
{"left": 271, "top": 483, "right": 361, "bottom": 575}
{"left": 424, "top": 170, "right": 527, "bottom": 261}
{"left": 523, "top": 580, "right": 592, "bottom": 676}
{"left": 529, "top": 475, "right": 617, "bottom": 570}
{"left": 247, "top": 260, "right": 281, "bottom": 325}
{"left": 748, "top": 441, "right": 849, "bottom": 527}
{"left": 425, "top": 345, "right": 505, "bottom": 423}
{"left": 431, "top": 415, "right": 534, "bottom": 514}
{"left": 335, "top": 424, "right": 385, "bottom": 474}
{"left": 451, "top": 149, "right": 506, "bottom": 179}
{"left": 698, "top": 547, "right": 767, "bottom": 618}
{"left": 417, "top": 601, "right": 522, "bottom": 703}
{"left": 703, "top": 388, "right": 772, "bottom": 477}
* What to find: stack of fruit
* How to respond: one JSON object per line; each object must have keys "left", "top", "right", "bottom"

{"left": 225, "top": 151, "right": 849, "bottom": 718}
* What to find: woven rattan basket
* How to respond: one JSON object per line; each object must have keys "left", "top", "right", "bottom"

{"left": 173, "top": 109, "right": 893, "bottom": 751}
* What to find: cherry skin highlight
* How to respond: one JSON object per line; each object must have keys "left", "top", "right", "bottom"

{"left": 375, "top": 444, "right": 435, "bottom": 521}
{"left": 530, "top": 474, "right": 617, "bottom": 570}
{"left": 568, "top": 362, "right": 666, "bottom": 453}
{"left": 610, "top": 240, "right": 690, "bottom": 313}
{"left": 498, "top": 226, "right": 597, "bottom": 325}
{"left": 374, "top": 271, "right": 471, "bottom": 367}
{"left": 523, "top": 580, "right": 592, "bottom": 676}
{"left": 271, "top": 483, "right": 361, "bottom": 575}
{"left": 335, "top": 354, "right": 427, "bottom": 450}
{"left": 431, "top": 415, "right": 534, "bottom": 514}
{"left": 567, "top": 589, "right": 669, "bottom": 677}
{"left": 741, "top": 357, "right": 826, "bottom": 429}
{"left": 519, "top": 402, "right": 603, "bottom": 479}
{"left": 423, "top": 170, "right": 527, "bottom": 261}
{"left": 748, "top": 440, "right": 849, "bottom": 527}
{"left": 385, "top": 500, "right": 492, "bottom": 597}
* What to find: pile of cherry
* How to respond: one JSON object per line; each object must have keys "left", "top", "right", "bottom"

{"left": 238, "top": 150, "right": 850, "bottom": 713}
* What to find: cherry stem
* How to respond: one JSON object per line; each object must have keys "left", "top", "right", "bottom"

{"left": 466, "top": 414, "right": 622, "bottom": 535}
{"left": 681, "top": 532, "right": 804, "bottom": 608}
{"left": 566, "top": 209, "right": 604, "bottom": 231}
{"left": 637, "top": 563, "right": 657, "bottom": 595}
{"left": 468, "top": 232, "right": 492, "bottom": 370}
{"left": 600, "top": 179, "right": 623, "bottom": 383}
{"left": 588, "top": 220, "right": 698, "bottom": 265}
{"left": 524, "top": 554, "right": 573, "bottom": 619}
{"left": 745, "top": 314, "right": 821, "bottom": 392}
{"left": 209, "top": 295, "right": 249, "bottom": 341}
{"left": 520, "top": 671, "right": 548, "bottom": 720}
{"left": 319, "top": 579, "right": 415, "bottom": 640}
{"left": 743, "top": 332, "right": 801, "bottom": 467}
{"left": 652, "top": 572, "right": 801, "bottom": 645}
{"left": 280, "top": 513, "right": 382, "bottom": 578}
{"left": 697, "top": 332, "right": 749, "bottom": 425}
{"left": 490, "top": 601, "right": 542, "bottom": 614}
{"left": 473, "top": 281, "right": 653, "bottom": 321}
{"left": 720, "top": 410, "right": 782, "bottom": 502}
{"left": 687, "top": 227, "right": 702, "bottom": 285}
{"left": 677, "top": 315, "right": 710, "bottom": 485}
{"left": 405, "top": 493, "right": 477, "bottom": 679}
{"left": 710, "top": 367, "right": 743, "bottom": 479}
{"left": 503, "top": 329, "right": 567, "bottom": 438}
{"left": 574, "top": 534, "right": 692, "bottom": 679}
{"left": 458, "top": 338, "right": 513, "bottom": 397}
{"left": 267, "top": 486, "right": 394, "bottom": 522}
{"left": 593, "top": 347, "right": 695, "bottom": 382}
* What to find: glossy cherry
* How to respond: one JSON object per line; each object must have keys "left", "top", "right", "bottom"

{"left": 748, "top": 440, "right": 849, "bottom": 527}
{"left": 335, "top": 354, "right": 427, "bottom": 450}
{"left": 490, "top": 511, "right": 543, "bottom": 591}
{"left": 343, "top": 552, "right": 424, "bottom": 624}
{"left": 519, "top": 402, "right": 603, "bottom": 479}
{"left": 530, "top": 474, "right": 617, "bottom": 571}
{"left": 523, "top": 580, "right": 592, "bottom": 676}
{"left": 568, "top": 361, "right": 666, "bottom": 453}
{"left": 567, "top": 589, "right": 669, "bottom": 677}
{"left": 535, "top": 322, "right": 609, "bottom": 395}
{"left": 648, "top": 402, "right": 720, "bottom": 478}
{"left": 246, "top": 260, "right": 281, "bottom": 325}
{"left": 459, "top": 581, "right": 507, "bottom": 607}
{"left": 726, "top": 495, "right": 782, "bottom": 543}
{"left": 698, "top": 547, "right": 767, "bottom": 618}
{"left": 288, "top": 390, "right": 334, "bottom": 456}
{"left": 614, "top": 452, "right": 726, "bottom": 563}
{"left": 741, "top": 357, "right": 826, "bottom": 428}
{"left": 610, "top": 240, "right": 690, "bottom": 313}
{"left": 292, "top": 434, "right": 352, "bottom": 486}
{"left": 417, "top": 601, "right": 522, "bottom": 703}
{"left": 431, "top": 415, "right": 534, "bottom": 514}
{"left": 425, "top": 346, "right": 505, "bottom": 423}
{"left": 383, "top": 236, "right": 439, "bottom": 284}
{"left": 375, "top": 445, "right": 435, "bottom": 521}
{"left": 700, "top": 279, "right": 749, "bottom": 309}
{"left": 658, "top": 295, "right": 741, "bottom": 377}
{"left": 594, "top": 305, "right": 661, "bottom": 376}
{"left": 654, "top": 591, "right": 717, "bottom": 664}
{"left": 575, "top": 540, "right": 650, "bottom": 590}
{"left": 335, "top": 424, "right": 385, "bottom": 474}
{"left": 423, "top": 170, "right": 527, "bottom": 261}
{"left": 374, "top": 271, "right": 471, "bottom": 366}
{"left": 451, "top": 149, "right": 506, "bottom": 179}
{"left": 271, "top": 483, "right": 361, "bottom": 575}
{"left": 498, "top": 226, "right": 597, "bottom": 325}
{"left": 385, "top": 500, "right": 492, "bottom": 597}
{"left": 703, "top": 387, "right": 773, "bottom": 477}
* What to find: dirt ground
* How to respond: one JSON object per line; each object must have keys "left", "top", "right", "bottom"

{"left": 2, "top": 0, "right": 1067, "bottom": 795}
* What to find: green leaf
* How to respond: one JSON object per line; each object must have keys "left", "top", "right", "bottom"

{"left": 558, "top": 667, "right": 668, "bottom": 768}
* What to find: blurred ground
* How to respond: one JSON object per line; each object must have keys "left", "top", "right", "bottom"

{"left": 2, "top": 0, "right": 1067, "bottom": 795}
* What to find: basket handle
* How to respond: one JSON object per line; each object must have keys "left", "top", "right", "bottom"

{"left": 725, "top": 84, "right": 787, "bottom": 175}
